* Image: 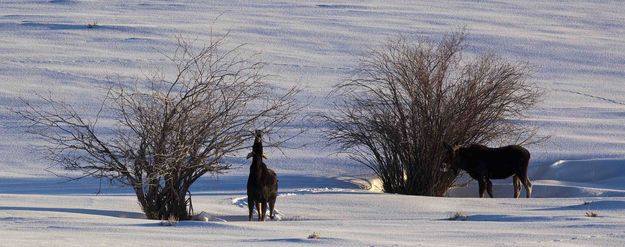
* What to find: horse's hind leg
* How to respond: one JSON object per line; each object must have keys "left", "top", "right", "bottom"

{"left": 519, "top": 160, "right": 533, "bottom": 198}
{"left": 269, "top": 196, "right": 276, "bottom": 220}
{"left": 486, "top": 179, "right": 494, "bottom": 198}
{"left": 513, "top": 175, "right": 521, "bottom": 198}
{"left": 521, "top": 176, "right": 532, "bottom": 198}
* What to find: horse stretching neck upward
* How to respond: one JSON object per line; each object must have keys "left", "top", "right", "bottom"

{"left": 246, "top": 130, "right": 278, "bottom": 221}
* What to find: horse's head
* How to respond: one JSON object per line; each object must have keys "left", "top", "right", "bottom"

{"left": 442, "top": 142, "right": 462, "bottom": 172}
{"left": 253, "top": 129, "right": 263, "bottom": 143}
{"left": 247, "top": 129, "right": 267, "bottom": 159}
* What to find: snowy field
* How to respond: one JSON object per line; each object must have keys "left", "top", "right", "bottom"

{"left": 1, "top": 0, "right": 625, "bottom": 246}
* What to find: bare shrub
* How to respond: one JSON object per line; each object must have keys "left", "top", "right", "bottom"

{"left": 307, "top": 232, "right": 320, "bottom": 239}
{"left": 86, "top": 21, "right": 98, "bottom": 28}
{"left": 322, "top": 31, "right": 540, "bottom": 196}
{"left": 447, "top": 212, "right": 468, "bottom": 221}
{"left": 585, "top": 211, "right": 598, "bottom": 217}
{"left": 16, "top": 36, "right": 300, "bottom": 220}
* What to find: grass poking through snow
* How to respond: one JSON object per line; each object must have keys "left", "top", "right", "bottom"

{"left": 159, "top": 215, "right": 179, "bottom": 226}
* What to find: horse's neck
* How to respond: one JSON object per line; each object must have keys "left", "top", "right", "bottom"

{"left": 250, "top": 156, "right": 265, "bottom": 179}
{"left": 250, "top": 138, "right": 265, "bottom": 179}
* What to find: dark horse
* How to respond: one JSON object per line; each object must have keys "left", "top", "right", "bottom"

{"left": 246, "top": 130, "right": 278, "bottom": 221}
{"left": 443, "top": 143, "right": 532, "bottom": 198}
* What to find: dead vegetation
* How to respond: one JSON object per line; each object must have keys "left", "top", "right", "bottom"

{"left": 322, "top": 31, "right": 540, "bottom": 196}
{"left": 16, "top": 36, "right": 300, "bottom": 220}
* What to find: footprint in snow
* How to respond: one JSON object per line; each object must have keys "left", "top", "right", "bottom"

{"left": 230, "top": 193, "right": 298, "bottom": 221}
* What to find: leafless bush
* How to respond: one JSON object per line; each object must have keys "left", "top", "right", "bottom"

{"left": 16, "top": 36, "right": 300, "bottom": 220}
{"left": 307, "top": 232, "right": 320, "bottom": 239}
{"left": 322, "top": 31, "right": 540, "bottom": 196}
{"left": 447, "top": 212, "right": 468, "bottom": 221}
{"left": 585, "top": 211, "right": 598, "bottom": 217}
{"left": 86, "top": 21, "right": 98, "bottom": 28}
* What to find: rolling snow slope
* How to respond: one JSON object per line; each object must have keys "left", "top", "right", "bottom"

{"left": 1, "top": 0, "right": 625, "bottom": 246}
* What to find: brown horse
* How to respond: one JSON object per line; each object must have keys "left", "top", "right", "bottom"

{"left": 246, "top": 130, "right": 278, "bottom": 221}
{"left": 443, "top": 143, "right": 532, "bottom": 198}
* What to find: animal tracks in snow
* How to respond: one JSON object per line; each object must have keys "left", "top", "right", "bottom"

{"left": 229, "top": 193, "right": 297, "bottom": 221}
{"left": 228, "top": 188, "right": 353, "bottom": 222}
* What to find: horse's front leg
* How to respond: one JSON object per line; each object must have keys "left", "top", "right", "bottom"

{"left": 261, "top": 202, "right": 268, "bottom": 221}
{"left": 247, "top": 198, "right": 254, "bottom": 221}
{"left": 486, "top": 179, "right": 494, "bottom": 198}
{"left": 256, "top": 202, "right": 262, "bottom": 221}
{"left": 478, "top": 179, "right": 487, "bottom": 198}
{"left": 513, "top": 175, "right": 521, "bottom": 198}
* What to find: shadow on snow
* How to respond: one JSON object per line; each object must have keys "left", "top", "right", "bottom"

{"left": 0, "top": 206, "right": 145, "bottom": 219}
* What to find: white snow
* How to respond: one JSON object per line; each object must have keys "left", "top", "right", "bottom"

{"left": 1, "top": 0, "right": 625, "bottom": 246}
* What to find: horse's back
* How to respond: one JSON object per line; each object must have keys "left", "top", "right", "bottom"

{"left": 467, "top": 144, "right": 530, "bottom": 179}
{"left": 470, "top": 144, "right": 529, "bottom": 161}
{"left": 495, "top": 145, "right": 530, "bottom": 162}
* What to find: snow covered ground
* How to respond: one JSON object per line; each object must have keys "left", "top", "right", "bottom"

{"left": 1, "top": 0, "right": 625, "bottom": 246}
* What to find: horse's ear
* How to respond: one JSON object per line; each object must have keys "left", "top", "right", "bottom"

{"left": 246, "top": 152, "right": 253, "bottom": 159}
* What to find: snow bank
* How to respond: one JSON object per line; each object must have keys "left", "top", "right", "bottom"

{"left": 448, "top": 158, "right": 625, "bottom": 198}
{"left": 1, "top": 0, "right": 625, "bottom": 245}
